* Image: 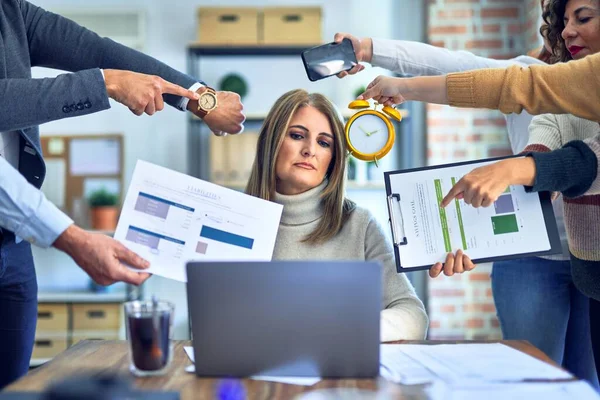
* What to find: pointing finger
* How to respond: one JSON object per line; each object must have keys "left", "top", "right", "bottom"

{"left": 161, "top": 80, "right": 200, "bottom": 100}
{"left": 357, "top": 86, "right": 379, "bottom": 100}
{"left": 441, "top": 181, "right": 465, "bottom": 208}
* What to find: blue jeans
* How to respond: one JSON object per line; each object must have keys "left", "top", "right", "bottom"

{"left": 492, "top": 257, "right": 598, "bottom": 387}
{"left": 0, "top": 232, "right": 37, "bottom": 389}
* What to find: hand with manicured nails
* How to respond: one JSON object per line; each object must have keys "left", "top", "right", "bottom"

{"left": 53, "top": 225, "right": 151, "bottom": 286}
{"left": 357, "top": 75, "right": 408, "bottom": 106}
{"left": 103, "top": 69, "right": 200, "bottom": 116}
{"left": 333, "top": 32, "right": 371, "bottom": 78}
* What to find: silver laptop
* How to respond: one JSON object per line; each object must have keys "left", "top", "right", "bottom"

{"left": 186, "top": 261, "right": 381, "bottom": 378}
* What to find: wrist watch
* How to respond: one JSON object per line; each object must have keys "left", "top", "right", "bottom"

{"left": 196, "top": 86, "right": 218, "bottom": 118}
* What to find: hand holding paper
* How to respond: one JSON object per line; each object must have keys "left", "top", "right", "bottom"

{"left": 54, "top": 225, "right": 150, "bottom": 286}
{"left": 113, "top": 161, "right": 282, "bottom": 282}
{"left": 429, "top": 249, "right": 476, "bottom": 278}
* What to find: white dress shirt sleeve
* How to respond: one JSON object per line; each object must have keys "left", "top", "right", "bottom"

{"left": 370, "top": 38, "right": 541, "bottom": 76}
{"left": 0, "top": 157, "right": 73, "bottom": 247}
{"left": 178, "top": 82, "right": 204, "bottom": 111}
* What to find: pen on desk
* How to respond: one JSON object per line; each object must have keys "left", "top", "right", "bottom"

{"left": 216, "top": 379, "right": 246, "bottom": 400}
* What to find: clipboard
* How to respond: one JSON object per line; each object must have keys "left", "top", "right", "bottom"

{"left": 384, "top": 155, "right": 562, "bottom": 273}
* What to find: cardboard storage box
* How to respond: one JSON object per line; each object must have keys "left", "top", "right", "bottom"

{"left": 71, "top": 332, "right": 119, "bottom": 345}
{"left": 262, "top": 7, "right": 322, "bottom": 45}
{"left": 72, "top": 303, "right": 121, "bottom": 331}
{"left": 32, "top": 336, "right": 68, "bottom": 359}
{"left": 197, "top": 7, "right": 259, "bottom": 45}
{"left": 36, "top": 304, "right": 69, "bottom": 332}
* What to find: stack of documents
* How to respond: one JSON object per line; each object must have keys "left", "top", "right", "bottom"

{"left": 380, "top": 344, "right": 599, "bottom": 399}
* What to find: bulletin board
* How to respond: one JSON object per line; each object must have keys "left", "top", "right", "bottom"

{"left": 40, "top": 134, "right": 124, "bottom": 225}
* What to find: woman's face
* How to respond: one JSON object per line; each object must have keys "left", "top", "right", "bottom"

{"left": 562, "top": 0, "right": 600, "bottom": 59}
{"left": 275, "top": 105, "right": 335, "bottom": 196}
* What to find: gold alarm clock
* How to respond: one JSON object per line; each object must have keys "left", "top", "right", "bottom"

{"left": 344, "top": 100, "right": 402, "bottom": 164}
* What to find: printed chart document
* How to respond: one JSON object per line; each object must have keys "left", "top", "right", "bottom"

{"left": 114, "top": 160, "right": 283, "bottom": 282}
{"left": 444, "top": 381, "right": 600, "bottom": 400}
{"left": 379, "top": 343, "right": 573, "bottom": 387}
{"left": 384, "top": 157, "right": 561, "bottom": 271}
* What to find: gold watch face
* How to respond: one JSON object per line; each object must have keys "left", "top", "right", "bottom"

{"left": 199, "top": 92, "right": 217, "bottom": 111}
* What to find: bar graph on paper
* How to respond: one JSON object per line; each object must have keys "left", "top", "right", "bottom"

{"left": 114, "top": 160, "right": 283, "bottom": 282}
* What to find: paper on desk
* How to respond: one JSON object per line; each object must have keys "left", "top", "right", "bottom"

{"left": 445, "top": 381, "right": 600, "bottom": 400}
{"left": 114, "top": 160, "right": 283, "bottom": 282}
{"left": 183, "top": 346, "right": 320, "bottom": 386}
{"left": 379, "top": 345, "right": 435, "bottom": 384}
{"left": 380, "top": 343, "right": 572, "bottom": 387}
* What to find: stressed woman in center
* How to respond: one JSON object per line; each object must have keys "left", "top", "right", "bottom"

{"left": 245, "top": 88, "right": 438, "bottom": 341}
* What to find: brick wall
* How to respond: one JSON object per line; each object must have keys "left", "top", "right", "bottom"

{"left": 525, "top": 0, "right": 545, "bottom": 51}
{"left": 426, "top": 0, "right": 542, "bottom": 340}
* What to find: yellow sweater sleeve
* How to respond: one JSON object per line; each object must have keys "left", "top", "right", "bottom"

{"left": 446, "top": 51, "right": 600, "bottom": 122}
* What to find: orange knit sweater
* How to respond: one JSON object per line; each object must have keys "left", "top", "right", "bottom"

{"left": 446, "top": 51, "right": 600, "bottom": 123}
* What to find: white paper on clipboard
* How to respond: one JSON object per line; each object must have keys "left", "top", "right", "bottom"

{"left": 384, "top": 156, "right": 561, "bottom": 271}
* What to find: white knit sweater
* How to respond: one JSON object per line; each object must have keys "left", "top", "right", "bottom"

{"left": 271, "top": 181, "right": 429, "bottom": 341}
{"left": 525, "top": 114, "right": 600, "bottom": 261}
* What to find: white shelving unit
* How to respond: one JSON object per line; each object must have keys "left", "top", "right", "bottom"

{"left": 38, "top": 291, "right": 128, "bottom": 303}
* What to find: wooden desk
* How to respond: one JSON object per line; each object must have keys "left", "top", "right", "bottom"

{"left": 5, "top": 340, "right": 562, "bottom": 399}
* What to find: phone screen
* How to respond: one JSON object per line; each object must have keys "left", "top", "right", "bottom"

{"left": 301, "top": 38, "right": 357, "bottom": 81}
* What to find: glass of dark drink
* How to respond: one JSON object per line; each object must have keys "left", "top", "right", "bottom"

{"left": 124, "top": 299, "right": 174, "bottom": 376}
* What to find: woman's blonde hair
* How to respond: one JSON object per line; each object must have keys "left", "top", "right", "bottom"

{"left": 245, "top": 89, "right": 356, "bottom": 244}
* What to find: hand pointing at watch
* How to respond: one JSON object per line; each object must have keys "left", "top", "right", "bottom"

{"left": 188, "top": 88, "right": 246, "bottom": 136}
{"left": 104, "top": 69, "right": 200, "bottom": 116}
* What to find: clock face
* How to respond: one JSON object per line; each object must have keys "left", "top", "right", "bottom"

{"left": 200, "top": 92, "right": 217, "bottom": 109}
{"left": 347, "top": 113, "right": 391, "bottom": 156}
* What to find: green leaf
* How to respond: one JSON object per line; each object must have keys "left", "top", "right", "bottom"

{"left": 87, "top": 188, "right": 119, "bottom": 207}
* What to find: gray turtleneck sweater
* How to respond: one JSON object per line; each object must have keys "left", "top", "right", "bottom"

{"left": 272, "top": 182, "right": 429, "bottom": 341}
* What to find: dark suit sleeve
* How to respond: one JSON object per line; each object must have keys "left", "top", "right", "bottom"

{"left": 18, "top": 0, "right": 200, "bottom": 108}
{"left": 0, "top": 68, "right": 111, "bottom": 131}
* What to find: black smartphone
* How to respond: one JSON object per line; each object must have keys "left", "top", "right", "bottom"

{"left": 301, "top": 38, "right": 358, "bottom": 82}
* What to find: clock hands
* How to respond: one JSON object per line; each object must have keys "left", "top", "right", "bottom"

{"left": 359, "top": 125, "right": 380, "bottom": 137}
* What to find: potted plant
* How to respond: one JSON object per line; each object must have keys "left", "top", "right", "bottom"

{"left": 353, "top": 85, "right": 367, "bottom": 100}
{"left": 218, "top": 73, "right": 248, "bottom": 100}
{"left": 88, "top": 188, "right": 120, "bottom": 231}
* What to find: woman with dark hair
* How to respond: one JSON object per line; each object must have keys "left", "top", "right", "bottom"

{"left": 245, "top": 89, "right": 429, "bottom": 341}
{"left": 332, "top": 0, "right": 596, "bottom": 385}
{"left": 359, "top": 0, "right": 600, "bottom": 383}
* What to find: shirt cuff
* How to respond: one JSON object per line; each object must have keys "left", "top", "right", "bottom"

{"left": 99, "top": 69, "right": 105, "bottom": 81}
{"left": 15, "top": 197, "right": 74, "bottom": 248}
{"left": 371, "top": 38, "right": 398, "bottom": 71}
{"left": 178, "top": 82, "right": 204, "bottom": 111}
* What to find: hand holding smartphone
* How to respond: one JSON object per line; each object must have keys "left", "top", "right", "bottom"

{"left": 301, "top": 38, "right": 357, "bottom": 81}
